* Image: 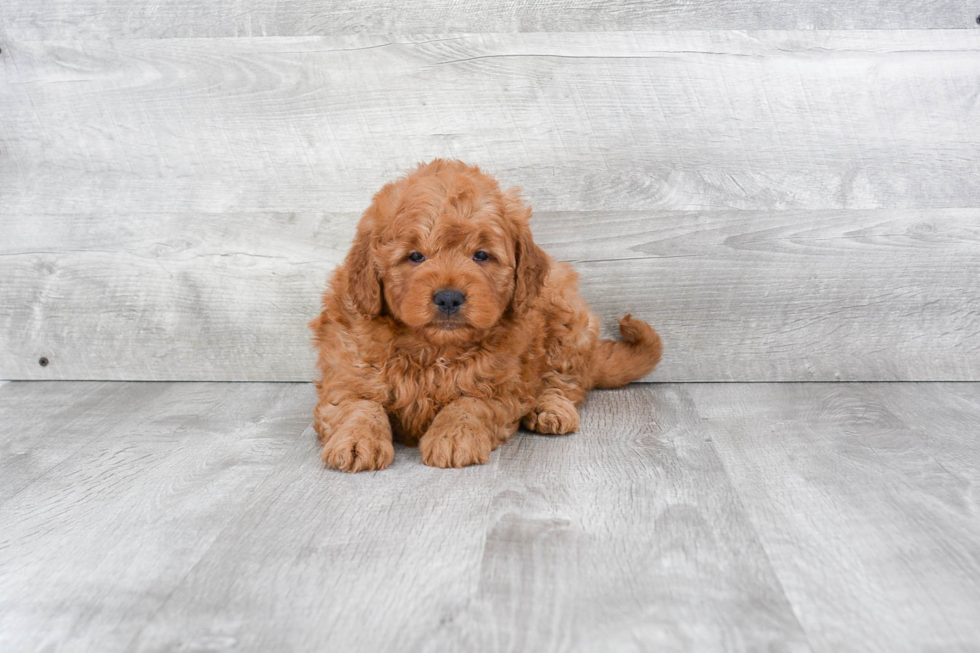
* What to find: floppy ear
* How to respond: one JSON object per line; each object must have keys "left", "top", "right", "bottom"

{"left": 345, "top": 221, "right": 382, "bottom": 318}
{"left": 345, "top": 182, "right": 401, "bottom": 318}
{"left": 513, "top": 226, "right": 550, "bottom": 313}
{"left": 506, "top": 188, "right": 550, "bottom": 313}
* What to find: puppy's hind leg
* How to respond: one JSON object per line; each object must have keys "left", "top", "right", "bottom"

{"left": 523, "top": 388, "right": 580, "bottom": 435}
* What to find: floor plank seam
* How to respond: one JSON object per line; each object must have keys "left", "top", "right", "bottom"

{"left": 683, "top": 386, "right": 820, "bottom": 653}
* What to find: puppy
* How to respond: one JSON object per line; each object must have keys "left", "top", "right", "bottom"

{"left": 310, "top": 160, "right": 662, "bottom": 472}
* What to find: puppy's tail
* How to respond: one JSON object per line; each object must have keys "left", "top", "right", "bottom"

{"left": 592, "top": 314, "right": 663, "bottom": 389}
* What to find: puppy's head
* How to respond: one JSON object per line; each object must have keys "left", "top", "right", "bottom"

{"left": 345, "top": 159, "right": 549, "bottom": 344}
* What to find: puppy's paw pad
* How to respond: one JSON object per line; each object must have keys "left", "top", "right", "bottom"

{"left": 523, "top": 398, "right": 579, "bottom": 435}
{"left": 321, "top": 432, "right": 394, "bottom": 473}
{"left": 420, "top": 422, "right": 492, "bottom": 469}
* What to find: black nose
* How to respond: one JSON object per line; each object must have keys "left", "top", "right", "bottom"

{"left": 433, "top": 289, "right": 466, "bottom": 315}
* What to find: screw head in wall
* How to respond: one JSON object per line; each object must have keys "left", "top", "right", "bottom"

{"left": 39, "top": 357, "right": 49, "bottom": 367}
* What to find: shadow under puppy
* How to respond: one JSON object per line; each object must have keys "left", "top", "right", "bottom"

{"left": 310, "top": 159, "right": 662, "bottom": 472}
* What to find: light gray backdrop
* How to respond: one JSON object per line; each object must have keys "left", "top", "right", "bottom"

{"left": 1, "top": 4, "right": 978, "bottom": 381}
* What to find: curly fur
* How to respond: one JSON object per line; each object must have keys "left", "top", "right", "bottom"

{"left": 310, "top": 160, "right": 662, "bottom": 471}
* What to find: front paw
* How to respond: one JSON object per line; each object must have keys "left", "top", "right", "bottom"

{"left": 321, "top": 429, "right": 394, "bottom": 473}
{"left": 420, "top": 420, "right": 492, "bottom": 469}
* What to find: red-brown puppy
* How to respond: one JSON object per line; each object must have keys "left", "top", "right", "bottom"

{"left": 310, "top": 159, "right": 662, "bottom": 472}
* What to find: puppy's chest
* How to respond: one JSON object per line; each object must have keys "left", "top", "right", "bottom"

{"left": 384, "top": 355, "right": 490, "bottom": 404}
{"left": 381, "top": 354, "right": 506, "bottom": 437}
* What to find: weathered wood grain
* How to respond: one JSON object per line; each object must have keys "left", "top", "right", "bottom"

{"left": 0, "top": 382, "right": 314, "bottom": 652}
{"left": 423, "top": 385, "right": 810, "bottom": 652}
{"left": 4, "top": 381, "right": 979, "bottom": 651}
{"left": 119, "top": 384, "right": 809, "bottom": 652}
{"left": 0, "top": 211, "right": 337, "bottom": 382}
{"left": 0, "top": 382, "right": 149, "bottom": 503}
{"left": 2, "top": 32, "right": 979, "bottom": 216}
{"left": 0, "top": 0, "right": 972, "bottom": 40}
{"left": 693, "top": 382, "right": 980, "bottom": 653}
{"left": 2, "top": 208, "right": 978, "bottom": 382}
{"left": 130, "top": 416, "right": 503, "bottom": 652}
{"left": 873, "top": 383, "right": 980, "bottom": 481}
{"left": 2, "top": 31, "right": 978, "bottom": 381}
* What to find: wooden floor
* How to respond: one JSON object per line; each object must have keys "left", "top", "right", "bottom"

{"left": 1, "top": 382, "right": 978, "bottom": 652}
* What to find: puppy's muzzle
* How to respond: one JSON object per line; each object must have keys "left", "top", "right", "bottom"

{"left": 433, "top": 289, "right": 466, "bottom": 315}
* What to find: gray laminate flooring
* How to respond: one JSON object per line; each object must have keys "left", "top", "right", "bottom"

{"left": 1, "top": 382, "right": 978, "bottom": 652}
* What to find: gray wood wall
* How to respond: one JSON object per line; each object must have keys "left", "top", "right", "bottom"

{"left": 1, "top": 5, "right": 979, "bottom": 381}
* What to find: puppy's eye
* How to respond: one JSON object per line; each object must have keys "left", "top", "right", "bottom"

{"left": 473, "top": 250, "right": 490, "bottom": 262}
{"left": 408, "top": 251, "right": 425, "bottom": 264}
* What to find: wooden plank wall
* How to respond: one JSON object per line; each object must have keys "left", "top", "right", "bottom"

{"left": 0, "top": 1, "right": 973, "bottom": 36}
{"left": 1, "top": 6, "right": 979, "bottom": 381}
